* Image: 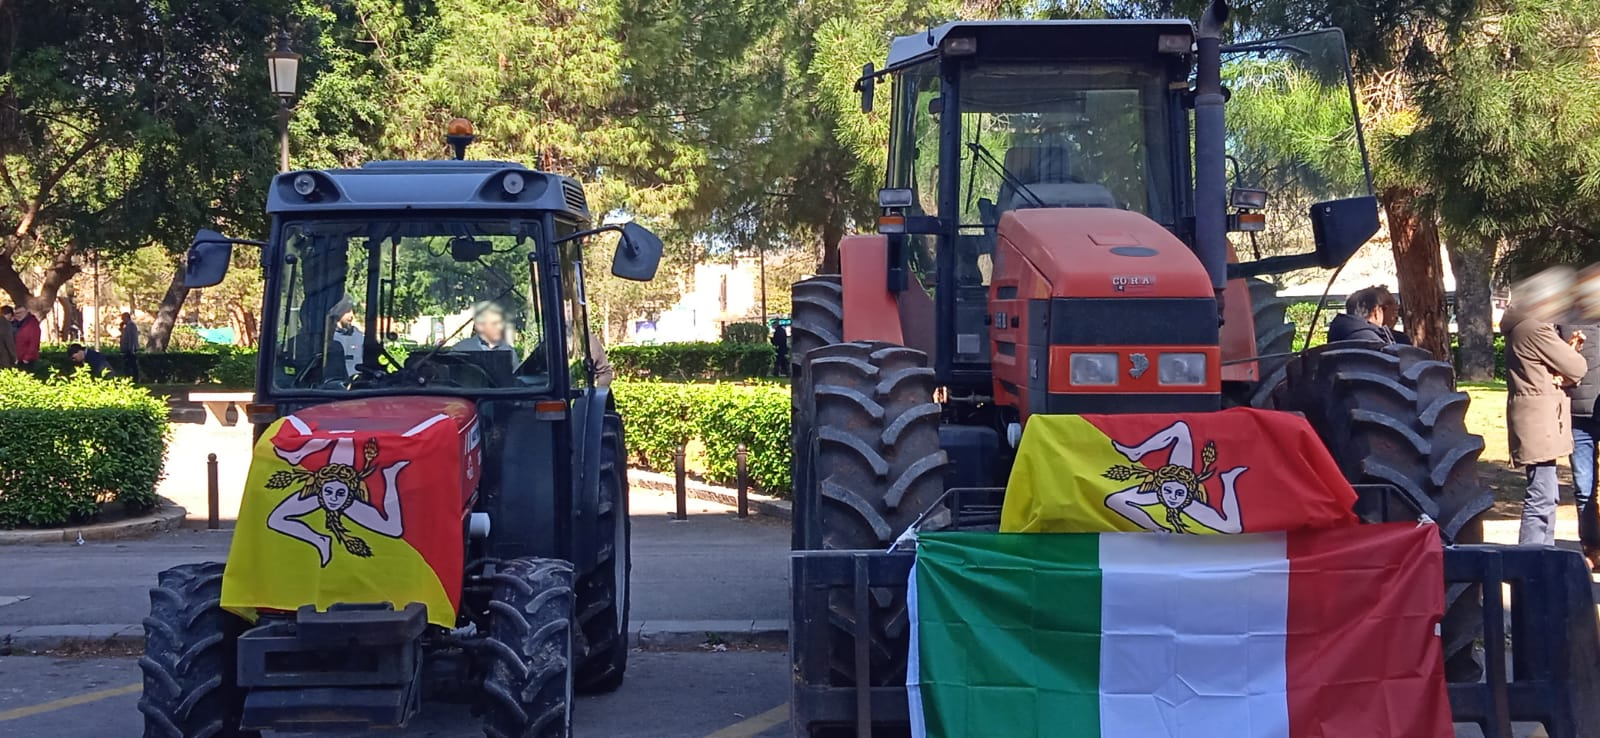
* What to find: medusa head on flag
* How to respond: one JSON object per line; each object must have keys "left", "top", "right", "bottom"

{"left": 1103, "top": 420, "right": 1248, "bottom": 534}
{"left": 264, "top": 434, "right": 410, "bottom": 567}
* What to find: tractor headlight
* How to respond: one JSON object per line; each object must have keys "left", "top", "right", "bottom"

{"left": 292, "top": 173, "right": 317, "bottom": 197}
{"left": 1069, "top": 353, "right": 1119, "bottom": 386}
{"left": 1158, "top": 352, "right": 1208, "bottom": 386}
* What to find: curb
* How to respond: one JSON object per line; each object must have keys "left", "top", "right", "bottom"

{"left": 0, "top": 620, "right": 788, "bottom": 654}
{"left": 0, "top": 500, "right": 189, "bottom": 546}
{"left": 627, "top": 469, "right": 792, "bottom": 520}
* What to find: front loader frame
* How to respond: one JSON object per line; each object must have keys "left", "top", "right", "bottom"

{"left": 789, "top": 488, "right": 1600, "bottom": 738}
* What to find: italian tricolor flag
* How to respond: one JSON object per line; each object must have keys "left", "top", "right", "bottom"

{"left": 907, "top": 524, "right": 1452, "bottom": 738}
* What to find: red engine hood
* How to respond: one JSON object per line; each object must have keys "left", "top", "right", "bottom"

{"left": 287, "top": 396, "right": 478, "bottom": 436}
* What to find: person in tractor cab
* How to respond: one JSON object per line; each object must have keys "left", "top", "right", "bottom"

{"left": 1327, "top": 287, "right": 1397, "bottom": 344}
{"left": 327, "top": 298, "right": 363, "bottom": 378}
{"left": 454, "top": 303, "right": 519, "bottom": 374}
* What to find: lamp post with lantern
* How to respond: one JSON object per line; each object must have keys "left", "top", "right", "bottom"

{"left": 266, "top": 29, "right": 301, "bottom": 174}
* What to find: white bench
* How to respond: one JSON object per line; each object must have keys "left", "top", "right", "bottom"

{"left": 188, "top": 392, "right": 253, "bottom": 427}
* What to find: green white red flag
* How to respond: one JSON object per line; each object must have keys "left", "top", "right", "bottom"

{"left": 907, "top": 524, "right": 1452, "bottom": 738}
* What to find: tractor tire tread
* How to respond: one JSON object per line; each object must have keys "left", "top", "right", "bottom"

{"left": 481, "top": 557, "right": 574, "bottom": 738}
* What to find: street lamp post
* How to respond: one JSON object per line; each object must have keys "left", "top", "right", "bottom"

{"left": 266, "top": 29, "right": 301, "bottom": 174}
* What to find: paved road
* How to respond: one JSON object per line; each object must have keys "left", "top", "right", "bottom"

{"left": 0, "top": 488, "right": 788, "bottom": 630}
{"left": 0, "top": 652, "right": 790, "bottom": 738}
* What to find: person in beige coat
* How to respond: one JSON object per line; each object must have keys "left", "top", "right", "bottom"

{"left": 1504, "top": 303, "right": 1589, "bottom": 545}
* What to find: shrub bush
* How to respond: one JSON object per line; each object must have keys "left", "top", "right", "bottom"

{"left": 613, "top": 381, "right": 790, "bottom": 495}
{"left": 609, "top": 342, "right": 775, "bottom": 381}
{"left": 720, "top": 321, "right": 769, "bottom": 345}
{"left": 0, "top": 371, "right": 169, "bottom": 527}
{"left": 34, "top": 344, "right": 258, "bottom": 387}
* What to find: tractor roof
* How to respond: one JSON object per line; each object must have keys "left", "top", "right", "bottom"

{"left": 266, "top": 159, "right": 591, "bottom": 222}
{"left": 885, "top": 19, "right": 1195, "bottom": 72}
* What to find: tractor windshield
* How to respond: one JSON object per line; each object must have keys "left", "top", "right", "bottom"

{"left": 270, "top": 218, "right": 549, "bottom": 394}
{"left": 958, "top": 62, "right": 1175, "bottom": 229}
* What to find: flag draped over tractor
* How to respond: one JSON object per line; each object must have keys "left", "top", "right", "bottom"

{"left": 221, "top": 397, "right": 481, "bottom": 628}
{"left": 907, "top": 409, "right": 1453, "bottom": 738}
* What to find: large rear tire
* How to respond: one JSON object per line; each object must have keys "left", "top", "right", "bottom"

{"left": 573, "top": 414, "right": 629, "bottom": 694}
{"left": 797, "top": 341, "right": 947, "bottom": 688}
{"left": 481, "top": 558, "right": 574, "bottom": 738}
{"left": 790, "top": 275, "right": 845, "bottom": 549}
{"left": 1262, "top": 342, "right": 1491, "bottom": 680}
{"left": 138, "top": 562, "right": 256, "bottom": 738}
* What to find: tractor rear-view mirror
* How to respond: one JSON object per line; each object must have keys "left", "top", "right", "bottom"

{"left": 184, "top": 229, "right": 234, "bottom": 289}
{"left": 1310, "top": 195, "right": 1380, "bottom": 269}
{"left": 857, "top": 63, "right": 876, "bottom": 113}
{"left": 612, "top": 222, "right": 663, "bottom": 282}
{"left": 450, "top": 237, "right": 494, "bottom": 262}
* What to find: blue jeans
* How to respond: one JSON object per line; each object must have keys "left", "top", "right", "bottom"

{"left": 1572, "top": 416, "right": 1600, "bottom": 549}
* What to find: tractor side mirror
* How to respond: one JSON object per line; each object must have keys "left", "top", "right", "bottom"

{"left": 184, "top": 229, "right": 235, "bottom": 289}
{"left": 1310, "top": 195, "right": 1380, "bottom": 269}
{"left": 450, "top": 237, "right": 494, "bottom": 262}
{"left": 612, "top": 222, "right": 663, "bottom": 282}
{"left": 857, "top": 63, "right": 876, "bottom": 113}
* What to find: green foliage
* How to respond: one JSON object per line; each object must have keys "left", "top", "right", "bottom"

{"left": 610, "top": 342, "right": 775, "bottom": 381}
{"left": 0, "top": 371, "right": 169, "bottom": 527}
{"left": 721, "top": 322, "right": 769, "bottom": 344}
{"left": 613, "top": 381, "right": 790, "bottom": 494}
{"left": 32, "top": 345, "right": 257, "bottom": 387}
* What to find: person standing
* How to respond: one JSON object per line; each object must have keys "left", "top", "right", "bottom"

{"left": 0, "top": 306, "right": 16, "bottom": 369}
{"left": 11, "top": 305, "right": 40, "bottom": 372}
{"left": 1560, "top": 321, "right": 1600, "bottom": 567}
{"left": 119, "top": 312, "right": 140, "bottom": 382}
{"left": 771, "top": 321, "right": 789, "bottom": 376}
{"left": 1504, "top": 303, "right": 1589, "bottom": 546}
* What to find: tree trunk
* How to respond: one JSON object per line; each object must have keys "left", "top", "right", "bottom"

{"left": 1447, "top": 233, "right": 1497, "bottom": 381}
{"left": 1381, "top": 188, "right": 1451, "bottom": 361}
{"left": 819, "top": 213, "right": 845, "bottom": 274}
{"left": 226, "top": 300, "right": 258, "bottom": 348}
{"left": 0, "top": 240, "right": 81, "bottom": 335}
{"left": 147, "top": 266, "right": 188, "bottom": 351}
{"left": 57, "top": 285, "right": 83, "bottom": 342}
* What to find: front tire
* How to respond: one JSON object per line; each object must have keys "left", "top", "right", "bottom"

{"left": 481, "top": 558, "right": 575, "bottom": 738}
{"left": 797, "top": 341, "right": 947, "bottom": 688}
{"left": 1263, "top": 342, "right": 1491, "bottom": 680}
{"left": 138, "top": 562, "right": 255, "bottom": 738}
{"left": 573, "top": 414, "right": 630, "bottom": 693}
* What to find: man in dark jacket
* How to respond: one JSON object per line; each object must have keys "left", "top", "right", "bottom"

{"left": 1327, "top": 287, "right": 1397, "bottom": 344}
{"left": 119, "top": 312, "right": 140, "bottom": 382}
{"left": 0, "top": 306, "right": 15, "bottom": 369}
{"left": 1370, "top": 285, "right": 1413, "bottom": 346}
{"left": 1560, "top": 322, "right": 1600, "bottom": 567}
{"left": 771, "top": 321, "right": 789, "bottom": 376}
{"left": 67, "top": 343, "right": 113, "bottom": 378}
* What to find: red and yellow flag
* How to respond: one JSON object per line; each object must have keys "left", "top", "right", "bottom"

{"left": 1001, "top": 408, "right": 1359, "bottom": 535}
{"left": 221, "top": 397, "right": 481, "bottom": 628}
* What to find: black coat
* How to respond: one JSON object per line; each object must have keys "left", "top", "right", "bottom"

{"left": 1327, "top": 313, "right": 1394, "bottom": 344}
{"left": 1559, "top": 324, "right": 1600, "bottom": 417}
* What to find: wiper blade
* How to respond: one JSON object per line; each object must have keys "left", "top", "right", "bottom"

{"left": 966, "top": 141, "right": 1046, "bottom": 210}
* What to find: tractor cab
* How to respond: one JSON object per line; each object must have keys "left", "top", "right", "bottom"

{"left": 147, "top": 125, "right": 660, "bottom": 735}
{"left": 857, "top": 21, "right": 1379, "bottom": 401}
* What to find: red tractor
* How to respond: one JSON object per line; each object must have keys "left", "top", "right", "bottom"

{"left": 139, "top": 126, "right": 662, "bottom": 737}
{"left": 787, "top": 5, "right": 1498, "bottom": 735}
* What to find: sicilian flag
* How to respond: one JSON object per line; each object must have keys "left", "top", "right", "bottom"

{"left": 1001, "top": 409, "right": 1360, "bottom": 535}
{"left": 906, "top": 525, "right": 1453, "bottom": 737}
{"left": 221, "top": 397, "right": 481, "bottom": 628}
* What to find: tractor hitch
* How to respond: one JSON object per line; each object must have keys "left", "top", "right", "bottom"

{"left": 237, "top": 602, "right": 428, "bottom": 731}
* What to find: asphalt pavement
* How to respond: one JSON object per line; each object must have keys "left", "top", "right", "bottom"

{"left": 0, "top": 652, "right": 790, "bottom": 738}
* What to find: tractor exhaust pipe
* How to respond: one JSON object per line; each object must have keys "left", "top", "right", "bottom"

{"left": 1194, "top": 0, "right": 1230, "bottom": 314}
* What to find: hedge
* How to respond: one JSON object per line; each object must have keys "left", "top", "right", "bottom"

{"left": 721, "top": 321, "right": 768, "bottom": 344}
{"left": 33, "top": 345, "right": 257, "bottom": 387}
{"left": 612, "top": 381, "right": 789, "bottom": 496}
{"left": 610, "top": 342, "right": 776, "bottom": 381}
{"left": 0, "top": 371, "right": 169, "bottom": 527}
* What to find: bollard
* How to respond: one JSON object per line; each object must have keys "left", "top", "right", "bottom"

{"left": 735, "top": 443, "right": 749, "bottom": 518}
{"left": 206, "top": 453, "right": 220, "bottom": 530}
{"left": 673, "top": 445, "right": 687, "bottom": 521}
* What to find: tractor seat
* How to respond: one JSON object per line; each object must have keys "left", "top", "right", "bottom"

{"left": 1006, "top": 181, "right": 1118, "bottom": 212}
